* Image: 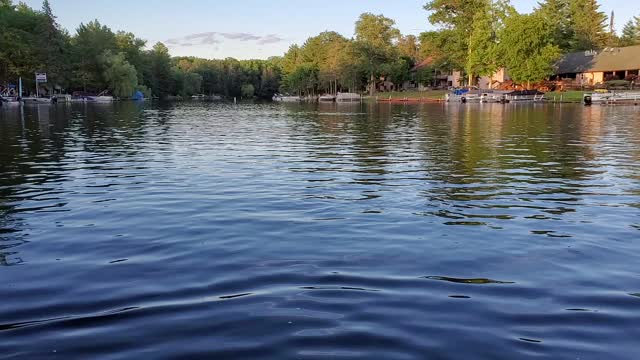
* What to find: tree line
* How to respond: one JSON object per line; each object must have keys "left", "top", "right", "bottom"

{"left": 2, "top": 0, "right": 640, "bottom": 98}
{"left": 0, "top": 0, "right": 281, "bottom": 99}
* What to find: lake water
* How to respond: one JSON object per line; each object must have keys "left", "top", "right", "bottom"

{"left": 1, "top": 102, "right": 639, "bottom": 359}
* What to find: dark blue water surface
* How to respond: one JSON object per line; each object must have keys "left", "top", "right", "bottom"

{"left": 1, "top": 102, "right": 640, "bottom": 359}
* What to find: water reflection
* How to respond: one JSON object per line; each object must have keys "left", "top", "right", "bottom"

{"left": 1, "top": 102, "right": 640, "bottom": 358}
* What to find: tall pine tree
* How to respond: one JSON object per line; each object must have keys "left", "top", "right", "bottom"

{"left": 569, "top": 0, "right": 608, "bottom": 50}
{"left": 536, "top": 0, "right": 573, "bottom": 52}
{"left": 39, "top": 0, "right": 68, "bottom": 88}
{"left": 620, "top": 17, "right": 640, "bottom": 46}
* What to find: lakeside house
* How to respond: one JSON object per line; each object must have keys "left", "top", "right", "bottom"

{"left": 554, "top": 45, "right": 640, "bottom": 86}
{"left": 403, "top": 45, "right": 640, "bottom": 91}
{"left": 407, "top": 57, "right": 511, "bottom": 90}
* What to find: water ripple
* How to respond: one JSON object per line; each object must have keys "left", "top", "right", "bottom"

{"left": 1, "top": 102, "right": 639, "bottom": 359}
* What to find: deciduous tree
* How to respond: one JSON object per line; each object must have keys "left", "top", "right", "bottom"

{"left": 354, "top": 13, "right": 400, "bottom": 95}
{"left": 100, "top": 50, "right": 138, "bottom": 97}
{"left": 499, "top": 12, "right": 561, "bottom": 88}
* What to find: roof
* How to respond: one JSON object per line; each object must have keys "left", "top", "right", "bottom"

{"left": 556, "top": 45, "right": 640, "bottom": 74}
{"left": 411, "top": 57, "right": 435, "bottom": 72}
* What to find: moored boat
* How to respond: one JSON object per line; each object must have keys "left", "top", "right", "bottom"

{"left": 446, "top": 89, "right": 544, "bottom": 103}
{"left": 86, "top": 90, "right": 114, "bottom": 102}
{"left": 86, "top": 95, "right": 115, "bottom": 102}
{"left": 273, "top": 94, "right": 302, "bottom": 102}
{"left": 319, "top": 94, "right": 336, "bottom": 102}
{"left": 336, "top": 92, "right": 361, "bottom": 102}
{"left": 0, "top": 96, "right": 22, "bottom": 107}
{"left": 503, "top": 90, "right": 545, "bottom": 102}
{"left": 22, "top": 96, "right": 56, "bottom": 104}
{"left": 446, "top": 88, "right": 483, "bottom": 103}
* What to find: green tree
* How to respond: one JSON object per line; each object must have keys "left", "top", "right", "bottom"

{"left": 335, "top": 41, "right": 364, "bottom": 93}
{"left": 536, "top": 0, "right": 573, "bottom": 51}
{"left": 172, "top": 66, "right": 202, "bottom": 97}
{"left": 115, "top": 31, "right": 148, "bottom": 84}
{"left": 466, "top": 1, "right": 500, "bottom": 86}
{"left": 149, "top": 42, "right": 173, "bottom": 99}
{"left": 569, "top": 0, "right": 608, "bottom": 50}
{"left": 620, "top": 17, "right": 640, "bottom": 46}
{"left": 382, "top": 57, "right": 412, "bottom": 90}
{"left": 257, "top": 59, "right": 281, "bottom": 99}
{"left": 499, "top": 12, "right": 561, "bottom": 88}
{"left": 0, "top": 1, "right": 43, "bottom": 82}
{"left": 415, "top": 66, "right": 435, "bottom": 87}
{"left": 241, "top": 83, "right": 255, "bottom": 98}
{"left": 100, "top": 50, "right": 138, "bottom": 97}
{"left": 418, "top": 30, "right": 455, "bottom": 71}
{"left": 72, "top": 20, "right": 117, "bottom": 91}
{"left": 423, "top": 0, "right": 487, "bottom": 70}
{"left": 354, "top": 13, "right": 400, "bottom": 95}
{"left": 38, "top": 0, "right": 68, "bottom": 89}
{"left": 397, "top": 35, "right": 420, "bottom": 62}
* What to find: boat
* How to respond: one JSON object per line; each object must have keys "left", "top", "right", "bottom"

{"left": 503, "top": 90, "right": 545, "bottom": 102}
{"left": 22, "top": 96, "right": 56, "bottom": 104}
{"left": 377, "top": 97, "right": 443, "bottom": 104}
{"left": 446, "top": 88, "right": 484, "bottom": 103}
{"left": 273, "top": 94, "right": 302, "bottom": 102}
{"left": 319, "top": 94, "right": 336, "bottom": 102}
{"left": 70, "top": 90, "right": 114, "bottom": 103}
{"left": 0, "top": 87, "right": 22, "bottom": 107}
{"left": 54, "top": 94, "right": 72, "bottom": 103}
{"left": 446, "top": 89, "right": 544, "bottom": 103}
{"left": 86, "top": 90, "right": 114, "bottom": 102}
{"left": 336, "top": 92, "right": 361, "bottom": 102}
{"left": 131, "top": 91, "right": 145, "bottom": 101}
{"left": 191, "top": 94, "right": 206, "bottom": 100}
{"left": 583, "top": 91, "right": 640, "bottom": 105}
{"left": 86, "top": 96, "right": 114, "bottom": 102}
{"left": 0, "top": 96, "right": 21, "bottom": 107}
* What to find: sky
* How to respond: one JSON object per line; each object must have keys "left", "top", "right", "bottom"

{"left": 23, "top": 0, "right": 638, "bottom": 60}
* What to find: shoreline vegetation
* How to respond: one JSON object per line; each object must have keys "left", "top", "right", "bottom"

{"left": 1, "top": 0, "right": 639, "bottom": 101}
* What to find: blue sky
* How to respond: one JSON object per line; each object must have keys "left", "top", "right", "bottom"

{"left": 23, "top": 0, "right": 638, "bottom": 60}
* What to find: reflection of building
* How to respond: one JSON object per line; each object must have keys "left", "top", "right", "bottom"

{"left": 555, "top": 45, "right": 640, "bottom": 85}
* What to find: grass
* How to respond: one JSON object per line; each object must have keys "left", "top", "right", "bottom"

{"left": 543, "top": 91, "right": 587, "bottom": 103}
{"left": 372, "top": 90, "right": 448, "bottom": 100}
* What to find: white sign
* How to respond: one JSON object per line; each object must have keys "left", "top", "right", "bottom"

{"left": 36, "top": 73, "right": 47, "bottom": 82}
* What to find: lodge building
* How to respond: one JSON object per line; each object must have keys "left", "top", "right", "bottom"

{"left": 554, "top": 45, "right": 640, "bottom": 85}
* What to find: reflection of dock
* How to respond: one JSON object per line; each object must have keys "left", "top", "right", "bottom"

{"left": 583, "top": 92, "right": 640, "bottom": 106}
{"left": 376, "top": 97, "right": 444, "bottom": 104}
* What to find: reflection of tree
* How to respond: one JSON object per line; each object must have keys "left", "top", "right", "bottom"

{"left": 0, "top": 102, "right": 153, "bottom": 265}
{"left": 348, "top": 103, "right": 393, "bottom": 177}
{"left": 420, "top": 104, "right": 505, "bottom": 183}
{"left": 283, "top": 101, "right": 394, "bottom": 177}
{"left": 412, "top": 103, "right": 624, "bottom": 225}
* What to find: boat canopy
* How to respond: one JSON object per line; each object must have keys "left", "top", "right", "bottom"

{"left": 505, "top": 90, "right": 544, "bottom": 96}
{"left": 131, "top": 90, "right": 144, "bottom": 101}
